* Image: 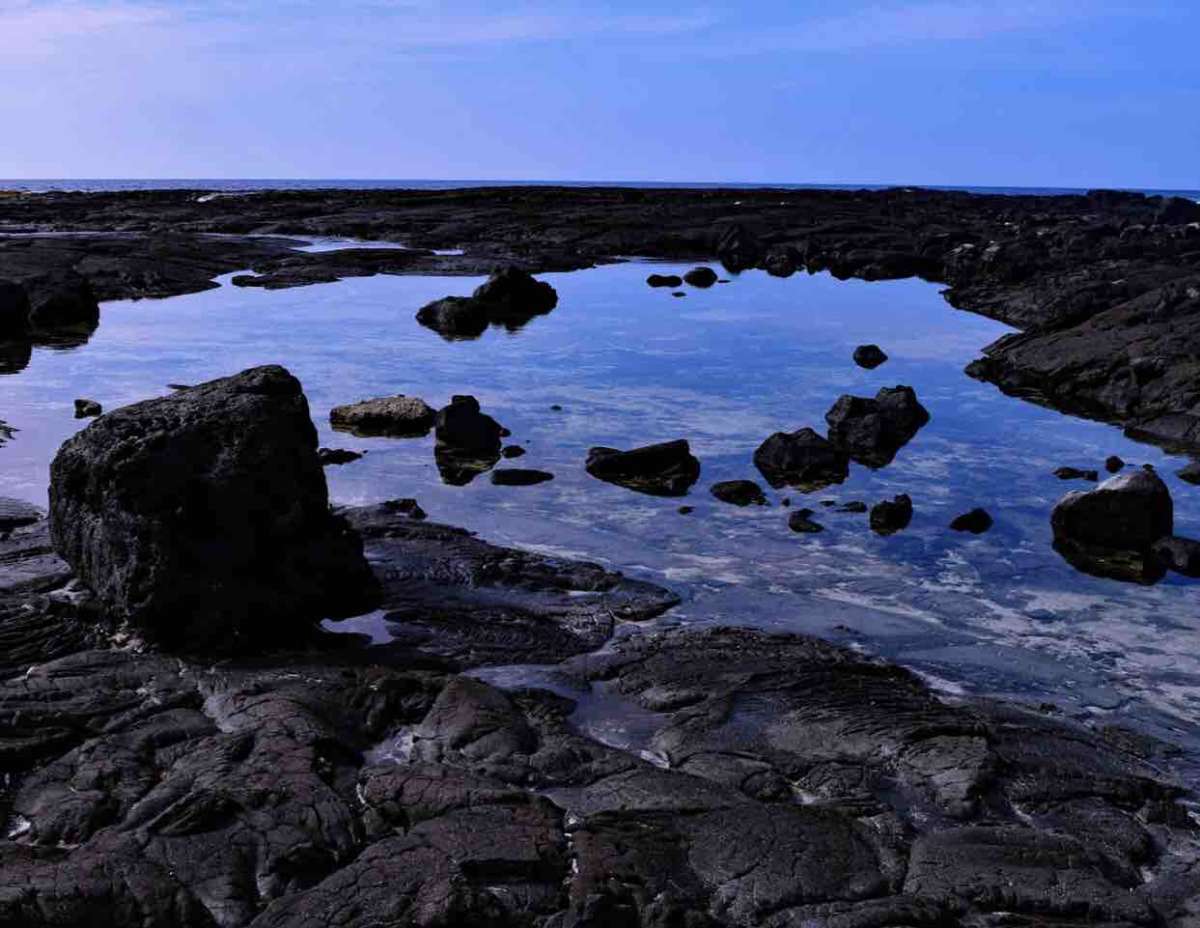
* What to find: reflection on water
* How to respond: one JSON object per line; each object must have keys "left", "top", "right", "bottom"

{"left": 2, "top": 258, "right": 1199, "bottom": 759}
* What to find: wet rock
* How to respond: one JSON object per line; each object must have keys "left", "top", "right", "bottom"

{"left": 491, "top": 468, "right": 554, "bottom": 486}
{"left": 647, "top": 273, "right": 682, "bottom": 288}
{"left": 753, "top": 427, "right": 849, "bottom": 490}
{"left": 788, "top": 509, "right": 825, "bottom": 533}
{"left": 709, "top": 480, "right": 767, "bottom": 506}
{"left": 1151, "top": 535, "right": 1200, "bottom": 577}
{"left": 585, "top": 440, "right": 700, "bottom": 497}
{"left": 73, "top": 398, "right": 101, "bottom": 418}
{"left": 330, "top": 394, "right": 435, "bottom": 437}
{"left": 715, "top": 223, "right": 765, "bottom": 272}
{"left": 48, "top": 365, "right": 378, "bottom": 651}
{"left": 1179, "top": 460, "right": 1200, "bottom": 484}
{"left": 416, "top": 295, "right": 489, "bottom": 339}
{"left": 1054, "top": 466, "right": 1098, "bottom": 481}
{"left": 852, "top": 344, "right": 888, "bottom": 369}
{"left": 380, "top": 497, "right": 426, "bottom": 520}
{"left": 870, "top": 494, "right": 913, "bottom": 535}
{"left": 1052, "top": 468, "right": 1173, "bottom": 551}
{"left": 317, "top": 447, "right": 362, "bottom": 466}
{"left": 763, "top": 244, "right": 800, "bottom": 278}
{"left": 950, "top": 508, "right": 993, "bottom": 534}
{"left": 471, "top": 265, "right": 558, "bottom": 319}
{"left": 682, "top": 266, "right": 718, "bottom": 288}
{"left": 825, "top": 386, "right": 930, "bottom": 467}
{"left": 501, "top": 444, "right": 526, "bottom": 459}
{"left": 434, "top": 395, "right": 504, "bottom": 485}
{"left": 1105, "top": 454, "right": 1125, "bottom": 473}
{"left": 835, "top": 500, "right": 868, "bottom": 513}
{"left": 0, "top": 497, "right": 43, "bottom": 532}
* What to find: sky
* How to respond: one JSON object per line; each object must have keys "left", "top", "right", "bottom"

{"left": 0, "top": 0, "right": 1197, "bottom": 187}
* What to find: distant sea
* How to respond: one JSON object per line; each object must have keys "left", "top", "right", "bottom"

{"left": 1, "top": 179, "right": 1198, "bottom": 200}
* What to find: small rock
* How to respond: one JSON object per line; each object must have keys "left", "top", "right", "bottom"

{"left": 317, "top": 448, "right": 363, "bottom": 466}
{"left": 1054, "top": 466, "right": 1099, "bottom": 482}
{"left": 586, "top": 440, "right": 701, "bottom": 497}
{"left": 950, "top": 508, "right": 993, "bottom": 534}
{"left": 870, "top": 494, "right": 913, "bottom": 536}
{"left": 1052, "top": 469, "right": 1173, "bottom": 551}
{"left": 647, "top": 273, "right": 683, "bottom": 288}
{"left": 1151, "top": 536, "right": 1200, "bottom": 577}
{"left": 710, "top": 480, "right": 767, "bottom": 507}
{"left": 678, "top": 506, "right": 694, "bottom": 515}
{"left": 853, "top": 344, "right": 889, "bottom": 369}
{"left": 491, "top": 469, "right": 554, "bottom": 487}
{"left": 501, "top": 445, "right": 526, "bottom": 459}
{"left": 754, "top": 427, "right": 848, "bottom": 490}
{"left": 836, "top": 501, "right": 868, "bottom": 513}
{"left": 472, "top": 266, "right": 558, "bottom": 316}
{"left": 380, "top": 498, "right": 426, "bottom": 520}
{"left": 550, "top": 404, "right": 563, "bottom": 412}
{"left": 73, "top": 398, "right": 101, "bottom": 419}
{"left": 330, "top": 395, "right": 435, "bottom": 437}
{"left": 672, "top": 291, "right": 686, "bottom": 298}
{"left": 788, "top": 509, "right": 825, "bottom": 534}
{"left": 683, "top": 267, "right": 718, "bottom": 288}
{"left": 1105, "top": 455, "right": 1125, "bottom": 473}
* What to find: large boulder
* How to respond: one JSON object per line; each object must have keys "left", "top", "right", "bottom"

{"left": 330, "top": 394, "right": 435, "bottom": 436}
{"left": 825, "top": 386, "right": 930, "bottom": 467}
{"left": 753, "top": 427, "right": 848, "bottom": 490}
{"left": 1051, "top": 468, "right": 1173, "bottom": 551}
{"left": 48, "top": 365, "right": 377, "bottom": 650}
{"left": 585, "top": 440, "right": 700, "bottom": 497}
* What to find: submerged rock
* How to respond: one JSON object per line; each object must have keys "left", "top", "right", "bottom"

{"left": 433, "top": 396, "right": 504, "bottom": 485}
{"left": 753, "top": 427, "right": 849, "bottom": 490}
{"left": 787, "top": 509, "right": 824, "bottom": 533}
{"left": 1054, "top": 466, "right": 1099, "bottom": 481}
{"left": 48, "top": 365, "right": 377, "bottom": 651}
{"left": 870, "top": 494, "right": 913, "bottom": 535}
{"left": 825, "top": 386, "right": 930, "bottom": 467}
{"left": 709, "top": 479, "right": 767, "bottom": 506}
{"left": 852, "top": 344, "right": 889, "bottom": 369}
{"left": 491, "top": 468, "right": 554, "bottom": 486}
{"left": 330, "top": 394, "right": 435, "bottom": 436}
{"left": 72, "top": 398, "right": 101, "bottom": 419}
{"left": 586, "top": 440, "right": 700, "bottom": 497}
{"left": 682, "top": 266, "right": 718, "bottom": 288}
{"left": 950, "top": 507, "right": 993, "bottom": 534}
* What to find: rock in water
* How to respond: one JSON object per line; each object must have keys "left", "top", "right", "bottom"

{"left": 950, "top": 508, "right": 993, "bottom": 534}
{"left": 852, "top": 344, "right": 889, "bottom": 369}
{"left": 471, "top": 265, "right": 558, "bottom": 318}
{"left": 825, "top": 386, "right": 930, "bottom": 467}
{"left": 1051, "top": 469, "right": 1173, "bottom": 551}
{"left": 329, "top": 394, "right": 435, "bottom": 436}
{"left": 433, "top": 395, "right": 504, "bottom": 485}
{"left": 491, "top": 468, "right": 554, "bottom": 486}
{"left": 682, "top": 266, "right": 718, "bottom": 288}
{"left": 710, "top": 479, "right": 767, "bottom": 506}
{"left": 317, "top": 447, "right": 363, "bottom": 466}
{"left": 48, "top": 365, "right": 377, "bottom": 650}
{"left": 788, "top": 509, "right": 825, "bottom": 533}
{"left": 870, "top": 494, "right": 913, "bottom": 535}
{"left": 73, "top": 398, "right": 102, "bottom": 419}
{"left": 1152, "top": 536, "right": 1200, "bottom": 577}
{"left": 1053, "top": 466, "right": 1098, "bottom": 481}
{"left": 585, "top": 440, "right": 701, "bottom": 496}
{"left": 415, "top": 296, "right": 489, "bottom": 340}
{"left": 1178, "top": 461, "right": 1200, "bottom": 485}
{"left": 1105, "top": 455, "right": 1125, "bottom": 473}
{"left": 646, "top": 273, "right": 683, "bottom": 288}
{"left": 754, "top": 427, "right": 849, "bottom": 490}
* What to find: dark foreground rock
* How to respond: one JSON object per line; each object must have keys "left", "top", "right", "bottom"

{"left": 825, "top": 386, "right": 930, "bottom": 467}
{"left": 870, "top": 494, "right": 914, "bottom": 535}
{"left": 852, "top": 344, "right": 888, "bottom": 369}
{"left": 754, "top": 427, "right": 849, "bottom": 490}
{"left": 329, "top": 394, "right": 435, "bottom": 436}
{"left": 710, "top": 479, "right": 767, "bottom": 506}
{"left": 586, "top": 439, "right": 701, "bottom": 497}
{"left": 48, "top": 366, "right": 377, "bottom": 650}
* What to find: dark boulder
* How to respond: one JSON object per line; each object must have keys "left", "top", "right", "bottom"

{"left": 754, "top": 427, "right": 849, "bottom": 490}
{"left": 472, "top": 265, "right": 558, "bottom": 317}
{"left": 950, "top": 508, "right": 993, "bottom": 534}
{"left": 852, "top": 344, "right": 889, "bottom": 369}
{"left": 763, "top": 244, "right": 800, "bottom": 277}
{"left": 1054, "top": 466, "right": 1098, "bottom": 481}
{"left": 1105, "top": 455, "right": 1126, "bottom": 473}
{"left": 647, "top": 273, "right": 683, "bottom": 288}
{"left": 416, "top": 296, "right": 489, "bottom": 340}
{"left": 317, "top": 447, "right": 363, "bottom": 466}
{"left": 585, "top": 440, "right": 701, "bottom": 497}
{"left": 48, "top": 365, "right": 377, "bottom": 651}
{"left": 434, "top": 396, "right": 504, "bottom": 485}
{"left": 710, "top": 479, "right": 767, "bottom": 506}
{"left": 870, "top": 494, "right": 913, "bottom": 535}
{"left": 825, "top": 386, "right": 930, "bottom": 467}
{"left": 682, "top": 266, "right": 718, "bottom": 288}
{"left": 330, "top": 394, "right": 435, "bottom": 437}
{"left": 491, "top": 469, "right": 554, "bottom": 486}
{"left": 73, "top": 398, "right": 102, "bottom": 419}
{"left": 1051, "top": 468, "right": 1173, "bottom": 552}
{"left": 501, "top": 444, "right": 526, "bottom": 459}
{"left": 1151, "top": 536, "right": 1200, "bottom": 577}
{"left": 788, "top": 509, "right": 824, "bottom": 533}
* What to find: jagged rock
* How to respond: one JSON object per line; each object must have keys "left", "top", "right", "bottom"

{"left": 330, "top": 395, "right": 435, "bottom": 436}
{"left": 683, "top": 266, "right": 718, "bottom": 288}
{"left": 950, "top": 508, "right": 993, "bottom": 534}
{"left": 753, "top": 427, "right": 849, "bottom": 490}
{"left": 825, "top": 386, "right": 930, "bottom": 467}
{"left": 73, "top": 398, "right": 101, "bottom": 419}
{"left": 646, "top": 273, "right": 682, "bottom": 288}
{"left": 788, "top": 509, "right": 824, "bottom": 533}
{"left": 491, "top": 469, "right": 554, "bottom": 486}
{"left": 709, "top": 480, "right": 767, "bottom": 506}
{"left": 870, "top": 494, "right": 913, "bottom": 535}
{"left": 585, "top": 440, "right": 700, "bottom": 497}
{"left": 48, "top": 365, "right": 377, "bottom": 650}
{"left": 852, "top": 344, "right": 888, "bottom": 369}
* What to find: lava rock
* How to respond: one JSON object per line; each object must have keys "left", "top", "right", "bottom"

{"left": 950, "top": 508, "right": 993, "bottom": 534}
{"left": 1105, "top": 455, "right": 1126, "bottom": 473}
{"left": 48, "top": 365, "right": 377, "bottom": 651}
{"left": 491, "top": 469, "right": 554, "bottom": 487}
{"left": 501, "top": 445, "right": 526, "bottom": 459}
{"left": 754, "top": 427, "right": 849, "bottom": 490}
{"left": 317, "top": 447, "right": 363, "bottom": 466}
{"left": 852, "top": 344, "right": 889, "bottom": 369}
{"left": 72, "top": 398, "right": 101, "bottom": 419}
{"left": 1151, "top": 536, "right": 1200, "bottom": 577}
{"left": 682, "top": 266, "right": 718, "bottom": 288}
{"left": 434, "top": 396, "right": 504, "bottom": 485}
{"left": 709, "top": 480, "right": 767, "bottom": 506}
{"left": 1054, "top": 466, "right": 1099, "bottom": 481}
{"left": 416, "top": 296, "right": 489, "bottom": 339}
{"left": 471, "top": 265, "right": 558, "bottom": 318}
{"left": 330, "top": 395, "right": 435, "bottom": 436}
{"left": 1052, "top": 468, "right": 1173, "bottom": 552}
{"left": 788, "top": 509, "right": 825, "bottom": 533}
{"left": 825, "top": 386, "right": 930, "bottom": 467}
{"left": 870, "top": 494, "right": 913, "bottom": 535}
{"left": 763, "top": 244, "right": 800, "bottom": 277}
{"left": 647, "top": 273, "right": 683, "bottom": 288}
{"left": 586, "top": 440, "right": 700, "bottom": 497}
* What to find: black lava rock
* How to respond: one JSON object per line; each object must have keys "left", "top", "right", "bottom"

{"left": 754, "top": 427, "right": 849, "bottom": 490}
{"left": 710, "top": 480, "right": 767, "bottom": 506}
{"left": 852, "top": 344, "right": 889, "bottom": 369}
{"left": 491, "top": 469, "right": 555, "bottom": 486}
{"left": 950, "top": 508, "right": 993, "bottom": 534}
{"left": 825, "top": 386, "right": 930, "bottom": 467}
{"left": 586, "top": 440, "right": 701, "bottom": 497}
{"left": 870, "top": 494, "right": 914, "bottom": 536}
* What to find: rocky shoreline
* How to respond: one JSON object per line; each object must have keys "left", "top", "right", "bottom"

{"left": 2, "top": 185, "right": 1200, "bottom": 449}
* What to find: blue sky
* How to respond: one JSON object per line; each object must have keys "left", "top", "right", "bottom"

{"left": 0, "top": 1, "right": 1196, "bottom": 187}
